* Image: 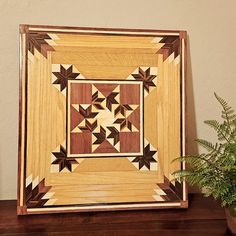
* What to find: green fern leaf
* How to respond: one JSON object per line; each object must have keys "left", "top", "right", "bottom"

{"left": 196, "top": 139, "right": 216, "bottom": 152}
{"left": 204, "top": 120, "right": 220, "bottom": 131}
{"left": 172, "top": 93, "right": 236, "bottom": 207}
{"left": 214, "top": 93, "right": 229, "bottom": 111}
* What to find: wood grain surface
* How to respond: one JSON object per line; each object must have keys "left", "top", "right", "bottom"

{"left": 18, "top": 25, "right": 187, "bottom": 214}
{"left": 1, "top": 195, "right": 232, "bottom": 236}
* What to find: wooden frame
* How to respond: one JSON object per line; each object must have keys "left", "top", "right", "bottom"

{"left": 18, "top": 25, "right": 187, "bottom": 215}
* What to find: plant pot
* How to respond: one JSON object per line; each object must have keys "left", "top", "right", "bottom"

{"left": 225, "top": 205, "right": 236, "bottom": 234}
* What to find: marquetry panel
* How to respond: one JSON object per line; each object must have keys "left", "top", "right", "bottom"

{"left": 18, "top": 25, "right": 187, "bottom": 214}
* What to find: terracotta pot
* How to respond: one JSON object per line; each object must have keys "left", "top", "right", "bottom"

{"left": 225, "top": 206, "right": 236, "bottom": 235}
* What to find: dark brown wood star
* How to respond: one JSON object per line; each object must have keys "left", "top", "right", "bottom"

{"left": 132, "top": 67, "right": 156, "bottom": 92}
{"left": 52, "top": 145, "right": 78, "bottom": 172}
{"left": 53, "top": 65, "right": 80, "bottom": 91}
{"left": 132, "top": 144, "right": 157, "bottom": 170}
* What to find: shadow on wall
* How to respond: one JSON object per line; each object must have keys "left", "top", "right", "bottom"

{"left": 186, "top": 34, "right": 198, "bottom": 156}
{"left": 186, "top": 35, "right": 200, "bottom": 193}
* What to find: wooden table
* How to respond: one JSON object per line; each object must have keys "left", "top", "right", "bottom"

{"left": 0, "top": 194, "right": 232, "bottom": 235}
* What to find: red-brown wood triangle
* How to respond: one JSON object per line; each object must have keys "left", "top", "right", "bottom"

{"left": 70, "top": 105, "right": 84, "bottom": 131}
{"left": 93, "top": 140, "right": 119, "bottom": 153}
{"left": 94, "top": 84, "right": 118, "bottom": 97}
{"left": 127, "top": 106, "right": 140, "bottom": 130}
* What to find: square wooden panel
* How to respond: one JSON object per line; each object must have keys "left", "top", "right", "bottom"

{"left": 67, "top": 80, "right": 143, "bottom": 157}
{"left": 18, "top": 25, "right": 187, "bottom": 215}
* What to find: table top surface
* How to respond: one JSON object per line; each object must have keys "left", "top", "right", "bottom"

{"left": 0, "top": 194, "right": 233, "bottom": 236}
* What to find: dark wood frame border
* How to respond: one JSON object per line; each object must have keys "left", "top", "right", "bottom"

{"left": 17, "top": 24, "right": 188, "bottom": 215}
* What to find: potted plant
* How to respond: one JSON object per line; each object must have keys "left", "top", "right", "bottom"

{"left": 173, "top": 93, "right": 236, "bottom": 233}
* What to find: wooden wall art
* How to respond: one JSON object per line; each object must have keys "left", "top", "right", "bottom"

{"left": 18, "top": 25, "right": 187, "bottom": 214}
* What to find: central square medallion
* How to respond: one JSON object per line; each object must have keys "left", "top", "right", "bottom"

{"left": 67, "top": 80, "right": 143, "bottom": 157}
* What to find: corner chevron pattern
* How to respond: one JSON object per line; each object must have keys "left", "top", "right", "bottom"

{"left": 157, "top": 36, "right": 180, "bottom": 61}
{"left": 156, "top": 176, "right": 183, "bottom": 201}
{"left": 27, "top": 32, "right": 55, "bottom": 58}
{"left": 25, "top": 177, "right": 54, "bottom": 208}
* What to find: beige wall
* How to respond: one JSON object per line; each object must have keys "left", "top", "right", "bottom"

{"left": 0, "top": 0, "right": 236, "bottom": 200}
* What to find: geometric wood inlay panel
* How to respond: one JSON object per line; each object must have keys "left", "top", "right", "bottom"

{"left": 67, "top": 80, "right": 143, "bottom": 157}
{"left": 18, "top": 25, "right": 187, "bottom": 215}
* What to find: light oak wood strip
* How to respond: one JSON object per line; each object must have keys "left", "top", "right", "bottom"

{"left": 54, "top": 41, "right": 163, "bottom": 49}
{"left": 169, "top": 60, "right": 181, "bottom": 179}
{"left": 49, "top": 184, "right": 160, "bottom": 205}
{"left": 143, "top": 53, "right": 181, "bottom": 183}
{"left": 75, "top": 158, "right": 138, "bottom": 172}
{"left": 74, "top": 65, "right": 138, "bottom": 79}
{"left": 53, "top": 195, "right": 157, "bottom": 205}
{"left": 51, "top": 183, "right": 158, "bottom": 192}
{"left": 53, "top": 189, "right": 156, "bottom": 198}
{"left": 156, "top": 54, "right": 165, "bottom": 183}
{"left": 144, "top": 87, "right": 163, "bottom": 183}
{"left": 51, "top": 49, "right": 160, "bottom": 79}
{"left": 52, "top": 51, "right": 159, "bottom": 67}
{"left": 48, "top": 171, "right": 158, "bottom": 186}
{"left": 26, "top": 50, "right": 66, "bottom": 182}
{"left": 19, "top": 33, "right": 26, "bottom": 206}
{"left": 162, "top": 57, "right": 170, "bottom": 179}
{"left": 53, "top": 37, "right": 164, "bottom": 46}
{"left": 26, "top": 52, "right": 40, "bottom": 179}
{"left": 52, "top": 46, "right": 161, "bottom": 54}
{"left": 144, "top": 87, "right": 158, "bottom": 148}
{"left": 55, "top": 34, "right": 159, "bottom": 43}
{"left": 162, "top": 56, "right": 180, "bottom": 180}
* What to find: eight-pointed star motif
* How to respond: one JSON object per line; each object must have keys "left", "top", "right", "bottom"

{"left": 52, "top": 145, "right": 78, "bottom": 172}
{"left": 52, "top": 65, "right": 80, "bottom": 91}
{"left": 132, "top": 67, "right": 157, "bottom": 92}
{"left": 132, "top": 144, "right": 157, "bottom": 170}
